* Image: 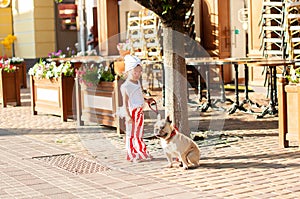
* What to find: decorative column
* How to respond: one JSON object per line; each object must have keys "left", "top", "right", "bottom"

{"left": 12, "top": 0, "right": 55, "bottom": 58}
{"left": 78, "top": 0, "right": 86, "bottom": 53}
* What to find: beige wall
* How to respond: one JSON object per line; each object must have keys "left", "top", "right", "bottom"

{"left": 12, "top": 0, "right": 55, "bottom": 58}
{"left": 248, "top": 0, "right": 263, "bottom": 56}
{"left": 230, "top": 0, "right": 246, "bottom": 58}
{"left": 0, "top": 6, "right": 13, "bottom": 57}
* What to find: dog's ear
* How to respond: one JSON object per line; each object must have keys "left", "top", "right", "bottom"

{"left": 157, "top": 114, "right": 161, "bottom": 121}
{"left": 166, "top": 115, "right": 172, "bottom": 123}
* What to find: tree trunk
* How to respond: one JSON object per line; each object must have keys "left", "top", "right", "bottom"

{"left": 163, "top": 23, "right": 190, "bottom": 136}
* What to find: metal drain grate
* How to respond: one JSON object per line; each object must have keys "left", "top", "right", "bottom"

{"left": 33, "top": 154, "right": 110, "bottom": 174}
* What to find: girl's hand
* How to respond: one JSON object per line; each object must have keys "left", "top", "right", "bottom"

{"left": 125, "top": 115, "right": 132, "bottom": 123}
{"left": 145, "top": 98, "right": 158, "bottom": 114}
{"left": 145, "top": 98, "right": 155, "bottom": 105}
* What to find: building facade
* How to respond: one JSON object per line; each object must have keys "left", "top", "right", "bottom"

{"left": 0, "top": 0, "right": 265, "bottom": 83}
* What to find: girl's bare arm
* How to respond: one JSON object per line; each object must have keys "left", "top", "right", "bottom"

{"left": 123, "top": 92, "right": 132, "bottom": 122}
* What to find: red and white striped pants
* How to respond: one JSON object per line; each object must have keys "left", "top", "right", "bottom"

{"left": 125, "top": 107, "right": 150, "bottom": 161}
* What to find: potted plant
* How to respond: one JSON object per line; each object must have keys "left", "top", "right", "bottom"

{"left": 114, "top": 40, "right": 131, "bottom": 75}
{"left": 28, "top": 59, "right": 75, "bottom": 122}
{"left": 1, "top": 34, "right": 17, "bottom": 54}
{"left": 0, "top": 59, "right": 21, "bottom": 107}
{"left": 278, "top": 67, "right": 300, "bottom": 148}
{"left": 9, "top": 57, "right": 27, "bottom": 88}
{"left": 117, "top": 40, "right": 131, "bottom": 58}
{"left": 75, "top": 63, "right": 124, "bottom": 134}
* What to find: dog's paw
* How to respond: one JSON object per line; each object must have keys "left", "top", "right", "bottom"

{"left": 166, "top": 163, "right": 173, "bottom": 168}
{"left": 182, "top": 164, "right": 189, "bottom": 170}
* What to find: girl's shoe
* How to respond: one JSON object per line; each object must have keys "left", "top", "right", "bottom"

{"left": 146, "top": 155, "right": 153, "bottom": 161}
{"left": 132, "top": 158, "right": 141, "bottom": 163}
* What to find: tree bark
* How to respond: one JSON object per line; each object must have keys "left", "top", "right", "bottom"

{"left": 134, "top": 0, "right": 193, "bottom": 136}
{"left": 163, "top": 21, "right": 189, "bottom": 136}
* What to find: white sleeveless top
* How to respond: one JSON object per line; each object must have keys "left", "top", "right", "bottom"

{"left": 120, "top": 80, "right": 144, "bottom": 112}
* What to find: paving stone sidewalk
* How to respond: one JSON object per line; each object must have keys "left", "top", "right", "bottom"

{"left": 1, "top": 86, "right": 300, "bottom": 198}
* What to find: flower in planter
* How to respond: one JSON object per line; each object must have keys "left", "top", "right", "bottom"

{"left": 66, "top": 47, "right": 76, "bottom": 58}
{"left": 0, "top": 55, "right": 8, "bottom": 61}
{"left": 9, "top": 57, "right": 24, "bottom": 64}
{"left": 28, "top": 59, "right": 74, "bottom": 79}
{"left": 1, "top": 34, "right": 17, "bottom": 50}
{"left": 76, "top": 49, "right": 97, "bottom": 57}
{"left": 75, "top": 63, "right": 114, "bottom": 87}
{"left": 48, "top": 50, "right": 65, "bottom": 58}
{"left": 286, "top": 67, "right": 300, "bottom": 84}
{"left": 117, "top": 39, "right": 131, "bottom": 51}
{"left": 48, "top": 47, "right": 77, "bottom": 59}
{"left": 117, "top": 39, "right": 131, "bottom": 57}
{"left": 0, "top": 59, "right": 18, "bottom": 73}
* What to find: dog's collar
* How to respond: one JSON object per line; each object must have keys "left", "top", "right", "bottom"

{"left": 170, "top": 129, "right": 177, "bottom": 138}
{"left": 165, "top": 128, "right": 177, "bottom": 143}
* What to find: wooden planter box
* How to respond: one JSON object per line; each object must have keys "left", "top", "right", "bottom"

{"left": 278, "top": 77, "right": 300, "bottom": 148}
{"left": 14, "top": 62, "right": 27, "bottom": 88}
{"left": 76, "top": 77, "right": 125, "bottom": 135}
{"left": 0, "top": 69, "right": 21, "bottom": 107}
{"left": 30, "top": 75, "right": 75, "bottom": 122}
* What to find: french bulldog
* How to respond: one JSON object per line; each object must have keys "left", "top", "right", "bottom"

{"left": 154, "top": 115, "right": 200, "bottom": 169}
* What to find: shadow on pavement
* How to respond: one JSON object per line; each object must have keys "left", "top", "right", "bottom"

{"left": 198, "top": 118, "right": 278, "bottom": 131}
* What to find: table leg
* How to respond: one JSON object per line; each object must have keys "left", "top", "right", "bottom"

{"left": 198, "top": 65, "right": 211, "bottom": 112}
{"left": 240, "top": 64, "right": 260, "bottom": 112}
{"left": 198, "top": 65, "right": 225, "bottom": 112}
{"left": 198, "top": 66, "right": 203, "bottom": 102}
{"left": 212, "top": 64, "right": 233, "bottom": 104}
{"left": 274, "top": 65, "right": 278, "bottom": 105}
{"left": 256, "top": 66, "right": 278, "bottom": 118}
{"left": 228, "top": 63, "right": 247, "bottom": 114}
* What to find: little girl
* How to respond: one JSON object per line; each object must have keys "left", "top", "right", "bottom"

{"left": 120, "top": 55, "right": 154, "bottom": 162}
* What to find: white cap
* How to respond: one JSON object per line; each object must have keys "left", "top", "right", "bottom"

{"left": 124, "top": 55, "right": 141, "bottom": 72}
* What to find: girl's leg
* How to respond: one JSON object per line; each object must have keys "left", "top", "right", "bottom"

{"left": 132, "top": 107, "right": 151, "bottom": 159}
{"left": 125, "top": 121, "right": 138, "bottom": 161}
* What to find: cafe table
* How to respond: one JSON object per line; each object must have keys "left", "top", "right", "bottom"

{"left": 185, "top": 57, "right": 233, "bottom": 112}
{"left": 187, "top": 57, "right": 295, "bottom": 116}
{"left": 223, "top": 57, "right": 267, "bottom": 114}
{"left": 247, "top": 59, "right": 295, "bottom": 118}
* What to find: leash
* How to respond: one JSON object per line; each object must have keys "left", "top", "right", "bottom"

{"left": 147, "top": 99, "right": 159, "bottom": 115}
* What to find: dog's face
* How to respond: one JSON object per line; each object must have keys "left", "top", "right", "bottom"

{"left": 154, "top": 115, "right": 173, "bottom": 139}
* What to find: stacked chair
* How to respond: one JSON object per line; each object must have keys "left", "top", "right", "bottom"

{"left": 126, "top": 9, "right": 162, "bottom": 61}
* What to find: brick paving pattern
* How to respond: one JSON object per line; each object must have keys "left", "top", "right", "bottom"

{"left": 1, "top": 84, "right": 300, "bottom": 198}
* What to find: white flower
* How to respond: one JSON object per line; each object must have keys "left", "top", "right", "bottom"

{"left": 117, "top": 40, "right": 131, "bottom": 51}
{"left": 35, "top": 69, "right": 44, "bottom": 79}
{"left": 9, "top": 57, "right": 24, "bottom": 64}
{"left": 104, "top": 65, "right": 109, "bottom": 71}
{"left": 28, "top": 68, "right": 34, "bottom": 76}
{"left": 52, "top": 66, "right": 60, "bottom": 78}
{"left": 46, "top": 71, "right": 53, "bottom": 79}
{"left": 291, "top": 74, "right": 298, "bottom": 82}
{"left": 29, "top": 60, "right": 74, "bottom": 79}
{"left": 97, "top": 73, "right": 102, "bottom": 80}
